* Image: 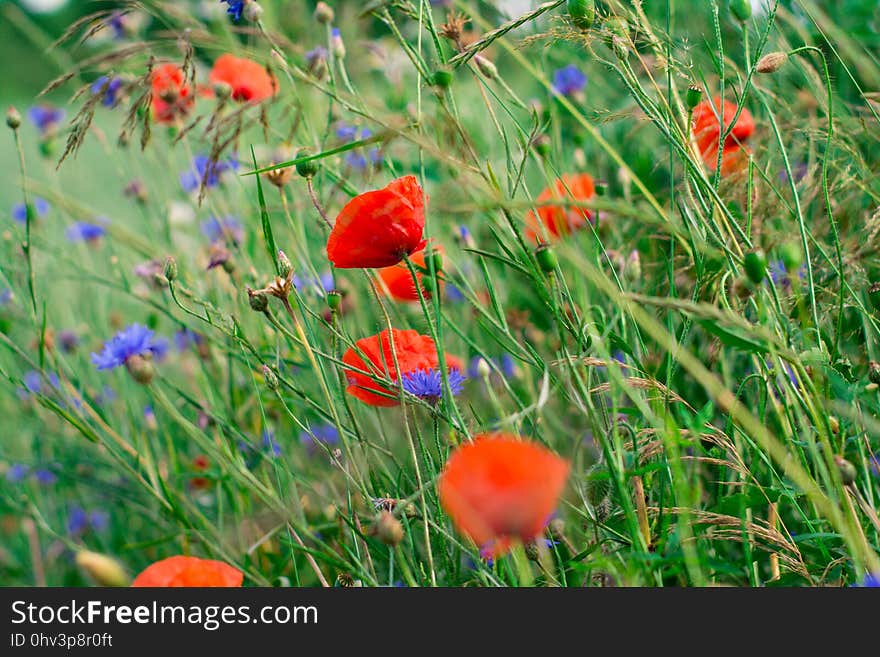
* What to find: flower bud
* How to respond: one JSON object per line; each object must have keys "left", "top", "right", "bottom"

{"left": 427, "top": 249, "right": 443, "bottom": 273}
{"left": 247, "top": 287, "right": 269, "bottom": 312}
{"left": 244, "top": 1, "right": 263, "bottom": 22}
{"left": 326, "top": 289, "right": 342, "bottom": 311}
{"left": 373, "top": 511, "right": 404, "bottom": 547}
{"left": 212, "top": 81, "right": 232, "bottom": 100}
{"left": 330, "top": 28, "right": 345, "bottom": 59}
{"left": 262, "top": 364, "right": 279, "bottom": 391}
{"left": 686, "top": 85, "right": 702, "bottom": 111}
{"left": 163, "top": 256, "right": 178, "bottom": 282}
{"left": 295, "top": 149, "right": 319, "bottom": 178}
{"left": 432, "top": 69, "right": 453, "bottom": 88}
{"left": 474, "top": 357, "right": 491, "bottom": 379}
{"left": 535, "top": 243, "right": 558, "bottom": 273}
{"left": 730, "top": 0, "right": 752, "bottom": 22}
{"left": 567, "top": 0, "right": 596, "bottom": 31}
{"left": 6, "top": 106, "right": 21, "bottom": 130}
{"left": 756, "top": 51, "right": 788, "bottom": 74}
{"left": 474, "top": 55, "right": 498, "bottom": 80}
{"left": 743, "top": 250, "right": 767, "bottom": 285}
{"left": 278, "top": 250, "right": 293, "bottom": 278}
{"left": 834, "top": 454, "right": 857, "bottom": 485}
{"left": 125, "top": 354, "right": 155, "bottom": 385}
{"left": 314, "top": 2, "right": 334, "bottom": 24}
{"left": 75, "top": 550, "right": 130, "bottom": 587}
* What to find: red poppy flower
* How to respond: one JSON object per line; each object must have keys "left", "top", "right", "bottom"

{"left": 377, "top": 247, "right": 444, "bottom": 302}
{"left": 209, "top": 54, "right": 277, "bottom": 103}
{"left": 326, "top": 176, "right": 427, "bottom": 269}
{"left": 131, "top": 556, "right": 243, "bottom": 587}
{"left": 150, "top": 63, "right": 193, "bottom": 124}
{"left": 342, "top": 328, "right": 440, "bottom": 406}
{"left": 526, "top": 173, "right": 596, "bottom": 242}
{"left": 692, "top": 97, "right": 755, "bottom": 175}
{"left": 438, "top": 433, "right": 570, "bottom": 558}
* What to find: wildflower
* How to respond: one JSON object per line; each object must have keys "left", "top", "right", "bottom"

{"left": 124, "top": 179, "right": 148, "bottom": 204}
{"left": 314, "top": 2, "right": 334, "bottom": 24}
{"left": 27, "top": 105, "right": 65, "bottom": 136}
{"left": 342, "top": 328, "right": 444, "bottom": 406}
{"left": 174, "top": 328, "right": 204, "bottom": 352}
{"left": 11, "top": 197, "right": 50, "bottom": 223}
{"left": 299, "top": 424, "right": 340, "bottom": 454}
{"left": 91, "top": 323, "right": 167, "bottom": 371}
{"left": 0, "top": 288, "right": 12, "bottom": 306}
{"left": 180, "top": 155, "right": 238, "bottom": 193}
{"left": 150, "top": 63, "right": 193, "bottom": 124}
{"left": 401, "top": 367, "right": 465, "bottom": 403}
{"left": 330, "top": 27, "right": 345, "bottom": 58}
{"left": 105, "top": 11, "right": 130, "bottom": 39}
{"left": 220, "top": 0, "right": 245, "bottom": 21}
{"left": 526, "top": 173, "right": 596, "bottom": 242}
{"left": 768, "top": 260, "right": 805, "bottom": 290}
{"left": 305, "top": 46, "right": 329, "bottom": 80}
{"left": 91, "top": 76, "right": 124, "bottom": 107}
{"left": 691, "top": 97, "right": 755, "bottom": 175}
{"left": 67, "top": 506, "right": 90, "bottom": 535}
{"left": 552, "top": 64, "right": 587, "bottom": 96}
{"left": 209, "top": 54, "right": 277, "bottom": 103}
{"left": 200, "top": 215, "right": 244, "bottom": 244}
{"left": 57, "top": 330, "right": 79, "bottom": 353}
{"left": 855, "top": 573, "right": 880, "bottom": 587}
{"left": 336, "top": 123, "right": 382, "bottom": 170}
{"left": 17, "top": 370, "right": 60, "bottom": 399}
{"left": 33, "top": 469, "right": 57, "bottom": 485}
{"left": 261, "top": 429, "right": 282, "bottom": 457}
{"left": 131, "top": 555, "right": 243, "bottom": 587}
{"left": 292, "top": 271, "right": 334, "bottom": 296}
{"left": 5, "top": 463, "right": 29, "bottom": 483}
{"left": 377, "top": 248, "right": 443, "bottom": 302}
{"left": 207, "top": 243, "right": 232, "bottom": 270}
{"left": 438, "top": 433, "right": 570, "bottom": 558}
{"left": 65, "top": 221, "right": 107, "bottom": 243}
{"left": 327, "top": 175, "right": 427, "bottom": 268}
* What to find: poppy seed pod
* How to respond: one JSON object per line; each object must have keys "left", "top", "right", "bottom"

{"left": 567, "top": 0, "right": 595, "bottom": 31}
{"left": 327, "top": 289, "right": 342, "bottom": 311}
{"left": 756, "top": 51, "right": 788, "bottom": 74}
{"left": 295, "top": 150, "right": 319, "bottom": 178}
{"left": 743, "top": 250, "right": 767, "bottom": 285}
{"left": 686, "top": 85, "right": 702, "bottom": 111}
{"left": 535, "top": 243, "right": 558, "bottom": 273}
{"left": 730, "top": 0, "right": 752, "bottom": 22}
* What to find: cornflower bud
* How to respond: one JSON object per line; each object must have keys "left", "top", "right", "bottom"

{"left": 6, "top": 106, "right": 21, "bottom": 130}
{"left": 163, "top": 256, "right": 178, "bottom": 282}
{"left": 314, "top": 2, "right": 334, "bottom": 24}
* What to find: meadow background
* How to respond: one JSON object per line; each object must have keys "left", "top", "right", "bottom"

{"left": 2, "top": 0, "right": 880, "bottom": 587}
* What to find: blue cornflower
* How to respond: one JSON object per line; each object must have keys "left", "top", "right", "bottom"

{"left": 859, "top": 573, "right": 880, "bottom": 587}
{"left": 6, "top": 464, "right": 29, "bottom": 483}
{"left": 402, "top": 367, "right": 465, "bottom": 401}
{"left": 27, "top": 105, "right": 65, "bottom": 134}
{"left": 89, "top": 510, "right": 110, "bottom": 532}
{"left": 67, "top": 506, "right": 89, "bottom": 535}
{"left": 0, "top": 288, "right": 11, "bottom": 306}
{"left": 66, "top": 221, "right": 107, "bottom": 242}
{"left": 261, "top": 430, "right": 282, "bottom": 457}
{"left": 445, "top": 284, "right": 465, "bottom": 303}
{"left": 33, "top": 469, "right": 57, "bottom": 485}
{"left": 12, "top": 197, "right": 50, "bottom": 223}
{"left": 106, "top": 11, "right": 128, "bottom": 39}
{"left": 174, "top": 327, "right": 204, "bottom": 352}
{"left": 221, "top": 0, "right": 245, "bottom": 21}
{"left": 336, "top": 124, "right": 380, "bottom": 170}
{"left": 200, "top": 215, "right": 243, "bottom": 244}
{"left": 57, "top": 330, "right": 79, "bottom": 353}
{"left": 768, "top": 260, "right": 806, "bottom": 289}
{"left": 17, "top": 370, "right": 60, "bottom": 399}
{"left": 552, "top": 64, "right": 587, "bottom": 96}
{"left": 336, "top": 123, "right": 359, "bottom": 141}
{"left": 299, "top": 424, "right": 340, "bottom": 454}
{"left": 180, "top": 155, "right": 238, "bottom": 193}
{"left": 91, "top": 76, "right": 124, "bottom": 107}
{"left": 292, "top": 271, "right": 334, "bottom": 295}
{"left": 94, "top": 385, "right": 117, "bottom": 406}
{"left": 91, "top": 323, "right": 168, "bottom": 370}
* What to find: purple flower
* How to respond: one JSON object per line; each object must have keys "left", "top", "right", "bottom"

{"left": 292, "top": 271, "right": 334, "bottom": 295}
{"left": 261, "top": 430, "right": 282, "bottom": 457}
{"left": 299, "top": 424, "right": 340, "bottom": 454}
{"left": 336, "top": 123, "right": 359, "bottom": 141}
{"left": 221, "top": 0, "right": 245, "bottom": 21}
{"left": 0, "top": 288, "right": 11, "bottom": 306}
{"left": 180, "top": 155, "right": 238, "bottom": 193}
{"left": 66, "top": 221, "right": 107, "bottom": 242}
{"left": 33, "top": 469, "right": 57, "bottom": 485}
{"left": 174, "top": 327, "right": 204, "bottom": 352}
{"left": 17, "top": 370, "right": 60, "bottom": 399}
{"left": 402, "top": 367, "right": 465, "bottom": 401}
{"left": 91, "top": 76, "right": 124, "bottom": 107}
{"left": 67, "top": 506, "right": 89, "bottom": 535}
{"left": 552, "top": 65, "right": 587, "bottom": 96}
{"left": 106, "top": 11, "right": 128, "bottom": 39}
{"left": 336, "top": 124, "right": 380, "bottom": 170}
{"left": 200, "top": 215, "right": 243, "bottom": 244}
{"left": 6, "top": 464, "right": 29, "bottom": 483}
{"left": 94, "top": 385, "right": 117, "bottom": 406}
{"left": 58, "top": 330, "right": 79, "bottom": 353}
{"left": 91, "top": 323, "right": 168, "bottom": 370}
{"left": 27, "top": 105, "right": 65, "bottom": 134}
{"left": 88, "top": 510, "right": 110, "bottom": 532}
{"left": 12, "top": 197, "right": 50, "bottom": 223}
{"left": 768, "top": 260, "right": 806, "bottom": 289}
{"left": 855, "top": 573, "right": 880, "bottom": 587}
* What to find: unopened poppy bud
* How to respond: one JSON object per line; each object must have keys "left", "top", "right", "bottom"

{"left": 686, "top": 85, "right": 702, "bottom": 111}
{"left": 744, "top": 250, "right": 767, "bottom": 285}
{"left": 834, "top": 455, "right": 856, "bottom": 485}
{"left": 125, "top": 354, "right": 155, "bottom": 385}
{"left": 314, "top": 2, "right": 334, "bottom": 24}
{"left": 869, "top": 282, "right": 880, "bottom": 311}
{"left": 247, "top": 287, "right": 269, "bottom": 312}
{"left": 163, "top": 256, "right": 178, "bottom": 282}
{"left": 567, "top": 0, "right": 595, "bottom": 31}
{"left": 421, "top": 274, "right": 437, "bottom": 296}
{"left": 427, "top": 249, "right": 443, "bottom": 273}
{"left": 262, "top": 364, "right": 279, "bottom": 391}
{"left": 474, "top": 55, "right": 498, "bottom": 80}
{"left": 756, "top": 51, "right": 788, "bottom": 74}
{"left": 278, "top": 250, "right": 293, "bottom": 278}
{"left": 6, "top": 106, "right": 21, "bottom": 130}
{"left": 244, "top": 1, "right": 263, "bottom": 21}
{"left": 780, "top": 242, "right": 802, "bottom": 272}
{"left": 326, "top": 289, "right": 342, "bottom": 311}
{"left": 869, "top": 361, "right": 880, "bottom": 385}
{"left": 75, "top": 550, "right": 130, "bottom": 587}
{"left": 535, "top": 243, "right": 558, "bottom": 273}
{"left": 374, "top": 511, "right": 404, "bottom": 547}
{"left": 295, "top": 149, "right": 319, "bottom": 178}
{"left": 730, "top": 0, "right": 752, "bottom": 22}
{"left": 432, "top": 68, "right": 453, "bottom": 88}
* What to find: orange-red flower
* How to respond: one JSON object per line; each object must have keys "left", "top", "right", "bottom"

{"left": 692, "top": 97, "right": 755, "bottom": 175}
{"left": 342, "top": 328, "right": 440, "bottom": 406}
{"left": 327, "top": 176, "right": 427, "bottom": 269}
{"left": 526, "top": 173, "right": 596, "bottom": 242}
{"left": 377, "top": 247, "right": 443, "bottom": 302}
{"left": 150, "top": 63, "right": 193, "bottom": 124}
{"left": 438, "top": 433, "right": 570, "bottom": 558}
{"left": 209, "top": 54, "right": 277, "bottom": 103}
{"left": 131, "top": 556, "right": 243, "bottom": 587}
